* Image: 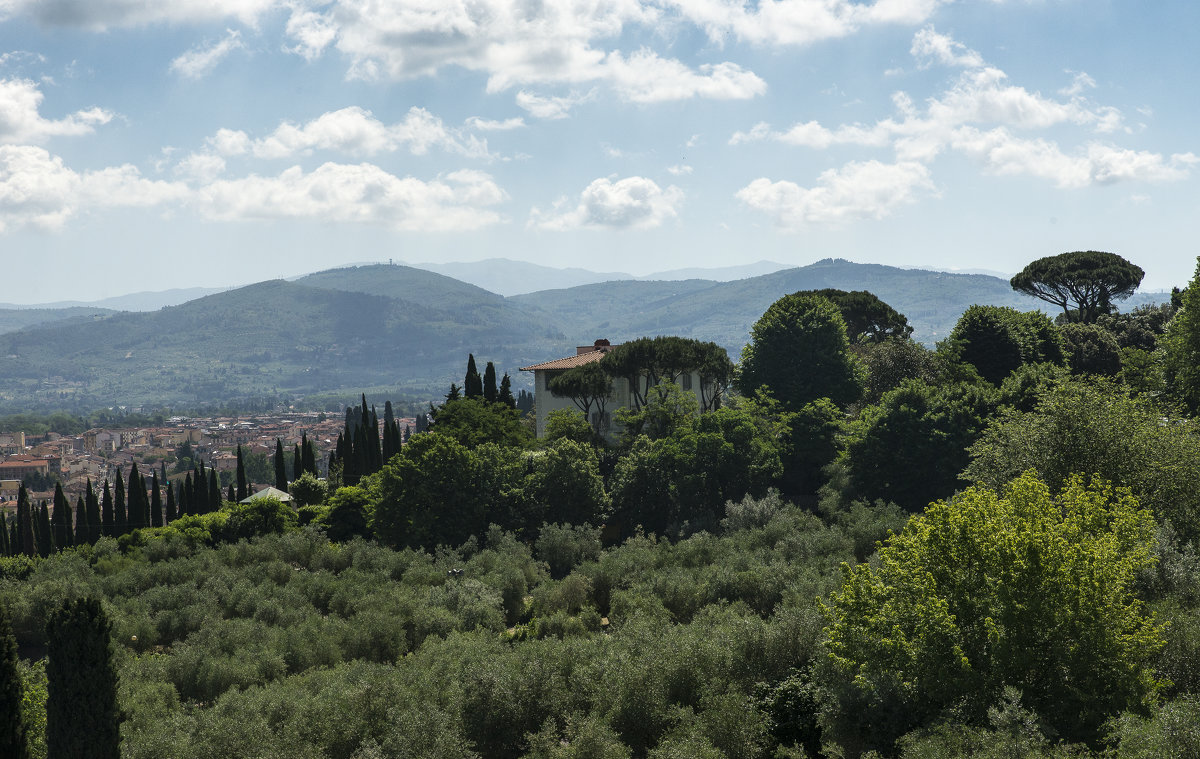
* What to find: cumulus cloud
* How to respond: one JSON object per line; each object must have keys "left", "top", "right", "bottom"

{"left": 195, "top": 164, "right": 507, "bottom": 230}
{"left": 465, "top": 116, "right": 525, "bottom": 131}
{"left": 0, "top": 144, "right": 188, "bottom": 231}
{"left": 284, "top": 8, "right": 337, "bottom": 61}
{"left": 170, "top": 29, "right": 244, "bottom": 79}
{"left": 910, "top": 26, "right": 984, "bottom": 69}
{"left": 0, "top": 78, "right": 112, "bottom": 144}
{"left": 515, "top": 90, "right": 594, "bottom": 120}
{"left": 202, "top": 107, "right": 492, "bottom": 160}
{"left": 0, "top": 0, "right": 277, "bottom": 30}
{"left": 736, "top": 160, "right": 934, "bottom": 228}
{"left": 532, "top": 175, "right": 683, "bottom": 230}
{"left": 662, "top": 0, "right": 950, "bottom": 46}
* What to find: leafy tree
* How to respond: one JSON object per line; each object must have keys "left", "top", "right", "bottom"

{"left": 796, "top": 288, "right": 913, "bottom": 343}
{"left": 0, "top": 603, "right": 29, "bottom": 759}
{"left": 542, "top": 409, "right": 597, "bottom": 446}
{"left": 965, "top": 379, "right": 1200, "bottom": 545}
{"left": 529, "top": 438, "right": 610, "bottom": 529}
{"left": 946, "top": 306, "right": 1063, "bottom": 386}
{"left": 856, "top": 337, "right": 939, "bottom": 406}
{"left": 323, "top": 486, "right": 372, "bottom": 542}
{"left": 1060, "top": 322, "right": 1121, "bottom": 376}
{"left": 1162, "top": 257, "right": 1200, "bottom": 414}
{"left": 737, "top": 293, "right": 863, "bottom": 411}
{"left": 1010, "top": 250, "right": 1144, "bottom": 323}
{"left": 549, "top": 363, "right": 613, "bottom": 437}
{"left": 429, "top": 397, "right": 532, "bottom": 449}
{"left": 46, "top": 598, "right": 121, "bottom": 759}
{"left": 289, "top": 471, "right": 327, "bottom": 507}
{"left": 837, "top": 379, "right": 997, "bottom": 511}
{"left": 374, "top": 433, "right": 487, "bottom": 550}
{"left": 782, "top": 397, "right": 844, "bottom": 500}
{"left": 824, "top": 472, "right": 1163, "bottom": 747}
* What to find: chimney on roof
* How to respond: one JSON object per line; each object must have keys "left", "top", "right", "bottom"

{"left": 577, "top": 338, "right": 612, "bottom": 355}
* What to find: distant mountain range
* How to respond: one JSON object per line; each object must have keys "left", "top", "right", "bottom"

{"left": 0, "top": 258, "right": 1170, "bottom": 412}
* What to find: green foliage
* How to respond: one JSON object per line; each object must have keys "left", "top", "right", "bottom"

{"left": 1162, "top": 257, "right": 1200, "bottom": 414}
{"left": 782, "top": 397, "right": 844, "bottom": 500}
{"left": 430, "top": 397, "right": 532, "bottom": 449}
{"left": 529, "top": 440, "right": 610, "bottom": 529}
{"left": 549, "top": 363, "right": 613, "bottom": 436}
{"left": 601, "top": 336, "right": 732, "bottom": 411}
{"left": 1106, "top": 698, "right": 1200, "bottom": 758}
{"left": 824, "top": 473, "right": 1163, "bottom": 747}
{"left": 46, "top": 597, "right": 121, "bottom": 759}
{"left": 964, "top": 379, "right": 1200, "bottom": 545}
{"left": 536, "top": 523, "right": 603, "bottom": 580}
{"left": 0, "top": 603, "right": 30, "bottom": 759}
{"left": 1011, "top": 251, "right": 1145, "bottom": 324}
{"left": 223, "top": 497, "right": 299, "bottom": 541}
{"left": 543, "top": 408, "right": 599, "bottom": 446}
{"left": 289, "top": 471, "right": 328, "bottom": 507}
{"left": 794, "top": 288, "right": 913, "bottom": 343}
{"left": 323, "top": 486, "right": 372, "bottom": 542}
{"left": 738, "top": 293, "right": 864, "bottom": 410}
{"left": 1060, "top": 322, "right": 1122, "bottom": 376}
{"left": 946, "top": 305, "right": 1063, "bottom": 386}
{"left": 837, "top": 379, "right": 997, "bottom": 511}
{"left": 856, "top": 337, "right": 939, "bottom": 406}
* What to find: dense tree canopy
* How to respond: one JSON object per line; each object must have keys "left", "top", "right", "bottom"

{"left": 797, "top": 288, "right": 913, "bottom": 343}
{"left": 737, "top": 293, "right": 863, "bottom": 411}
{"left": 1010, "top": 250, "right": 1144, "bottom": 323}
{"left": 1162, "top": 257, "right": 1200, "bottom": 414}
{"left": 825, "top": 472, "right": 1163, "bottom": 746}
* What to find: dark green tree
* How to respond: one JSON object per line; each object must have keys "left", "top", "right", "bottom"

{"left": 549, "top": 363, "right": 614, "bottom": 437}
{"left": 292, "top": 443, "right": 302, "bottom": 481}
{"left": 46, "top": 598, "right": 121, "bottom": 759}
{"left": 35, "top": 502, "right": 52, "bottom": 558}
{"left": 50, "top": 483, "right": 71, "bottom": 550}
{"left": 1162, "top": 257, "right": 1200, "bottom": 414}
{"left": 150, "top": 473, "right": 163, "bottom": 528}
{"left": 0, "top": 603, "right": 29, "bottom": 759}
{"left": 73, "top": 496, "right": 86, "bottom": 545}
{"left": 374, "top": 433, "right": 487, "bottom": 550}
{"left": 113, "top": 470, "right": 126, "bottom": 534}
{"left": 497, "top": 373, "right": 516, "bottom": 408}
{"left": 464, "top": 354, "right": 483, "bottom": 399}
{"left": 429, "top": 397, "right": 532, "bottom": 449}
{"left": 483, "top": 361, "right": 498, "bottom": 403}
{"left": 165, "top": 481, "right": 177, "bottom": 522}
{"left": 235, "top": 444, "right": 248, "bottom": 502}
{"left": 274, "top": 439, "right": 288, "bottom": 492}
{"left": 16, "top": 486, "right": 33, "bottom": 557}
{"left": 1060, "top": 322, "right": 1122, "bottom": 376}
{"left": 208, "top": 468, "right": 221, "bottom": 511}
{"left": 797, "top": 288, "right": 912, "bottom": 343}
{"left": 100, "top": 479, "right": 113, "bottom": 537}
{"left": 1011, "top": 250, "right": 1145, "bottom": 323}
{"left": 737, "top": 293, "right": 863, "bottom": 411}
{"left": 85, "top": 480, "right": 101, "bottom": 544}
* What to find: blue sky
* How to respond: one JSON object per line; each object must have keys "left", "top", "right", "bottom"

{"left": 0, "top": 0, "right": 1195, "bottom": 303}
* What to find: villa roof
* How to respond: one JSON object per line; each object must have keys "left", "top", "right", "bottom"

{"left": 519, "top": 350, "right": 607, "bottom": 372}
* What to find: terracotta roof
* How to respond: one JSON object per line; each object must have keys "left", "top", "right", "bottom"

{"left": 520, "top": 350, "right": 608, "bottom": 372}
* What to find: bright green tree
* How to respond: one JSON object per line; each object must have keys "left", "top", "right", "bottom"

{"left": 1010, "top": 250, "right": 1144, "bottom": 323}
{"left": 737, "top": 293, "right": 863, "bottom": 410}
{"left": 374, "top": 433, "right": 487, "bottom": 550}
{"left": 46, "top": 598, "right": 121, "bottom": 759}
{"left": 429, "top": 397, "right": 532, "bottom": 449}
{"left": 823, "top": 472, "right": 1163, "bottom": 747}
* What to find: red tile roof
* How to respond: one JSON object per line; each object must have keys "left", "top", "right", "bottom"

{"left": 519, "top": 350, "right": 608, "bottom": 372}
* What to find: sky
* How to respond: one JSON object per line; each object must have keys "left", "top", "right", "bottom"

{"left": 0, "top": 0, "right": 1196, "bottom": 303}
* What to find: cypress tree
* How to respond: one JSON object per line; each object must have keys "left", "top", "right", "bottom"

{"left": 464, "top": 354, "right": 482, "bottom": 399}
{"left": 227, "top": 483, "right": 235, "bottom": 502}
{"left": 113, "top": 470, "right": 126, "bottom": 535}
{"left": 302, "top": 433, "right": 317, "bottom": 477}
{"left": 51, "top": 483, "right": 72, "bottom": 550}
{"left": 165, "top": 482, "right": 177, "bottom": 522}
{"left": 127, "top": 463, "right": 143, "bottom": 530}
{"left": 483, "top": 361, "right": 498, "bottom": 403}
{"left": 16, "top": 486, "right": 33, "bottom": 557}
{"left": 236, "top": 445, "right": 248, "bottom": 502}
{"left": 35, "top": 502, "right": 52, "bottom": 557}
{"left": 183, "top": 474, "right": 194, "bottom": 517}
{"left": 208, "top": 469, "right": 220, "bottom": 512}
{"left": 0, "top": 603, "right": 29, "bottom": 759}
{"left": 274, "top": 439, "right": 288, "bottom": 492}
{"left": 292, "top": 443, "right": 302, "bottom": 481}
{"left": 369, "top": 407, "right": 382, "bottom": 473}
{"left": 100, "top": 480, "right": 114, "bottom": 538}
{"left": 74, "top": 496, "right": 87, "bottom": 545}
{"left": 194, "top": 463, "right": 209, "bottom": 513}
{"left": 383, "top": 402, "right": 397, "bottom": 460}
{"left": 445, "top": 383, "right": 461, "bottom": 402}
{"left": 0, "top": 515, "right": 8, "bottom": 557}
{"left": 403, "top": 424, "right": 411, "bottom": 443}
{"left": 46, "top": 598, "right": 121, "bottom": 759}
{"left": 150, "top": 473, "right": 163, "bottom": 528}
{"left": 498, "top": 372, "right": 516, "bottom": 408}
{"left": 86, "top": 480, "right": 101, "bottom": 544}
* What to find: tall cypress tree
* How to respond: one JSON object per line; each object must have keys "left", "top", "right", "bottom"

{"left": 16, "top": 486, "right": 34, "bottom": 557}
{"left": 208, "top": 469, "right": 221, "bottom": 512}
{"left": 274, "top": 439, "right": 288, "bottom": 492}
{"left": 100, "top": 480, "right": 114, "bottom": 538}
{"left": 302, "top": 433, "right": 317, "bottom": 476}
{"left": 46, "top": 598, "right": 121, "bottom": 759}
{"left": 86, "top": 480, "right": 101, "bottom": 544}
{"left": 194, "top": 463, "right": 209, "bottom": 513}
{"left": 227, "top": 483, "right": 235, "bottom": 502}
{"left": 0, "top": 515, "right": 8, "bottom": 557}
{"left": 369, "top": 407, "right": 382, "bottom": 473}
{"left": 51, "top": 483, "right": 72, "bottom": 550}
{"left": 35, "top": 502, "right": 52, "bottom": 558}
{"left": 382, "top": 402, "right": 398, "bottom": 460}
{"left": 127, "top": 463, "right": 144, "bottom": 530}
{"left": 464, "top": 354, "right": 482, "bottom": 398}
{"left": 292, "top": 443, "right": 302, "bottom": 481}
{"left": 483, "top": 361, "right": 498, "bottom": 403}
{"left": 236, "top": 445, "right": 248, "bottom": 502}
{"left": 183, "top": 475, "right": 194, "bottom": 517}
{"left": 498, "top": 372, "right": 516, "bottom": 408}
{"left": 165, "top": 482, "right": 177, "bottom": 522}
{"left": 0, "top": 602, "right": 29, "bottom": 759}
{"left": 150, "top": 473, "right": 163, "bottom": 528}
{"left": 74, "top": 496, "right": 88, "bottom": 545}
{"left": 113, "top": 470, "right": 126, "bottom": 535}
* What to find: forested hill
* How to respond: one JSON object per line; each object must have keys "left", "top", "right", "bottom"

{"left": 0, "top": 259, "right": 1169, "bottom": 410}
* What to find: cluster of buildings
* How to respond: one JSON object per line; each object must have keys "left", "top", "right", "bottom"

{"left": 0, "top": 411, "right": 416, "bottom": 514}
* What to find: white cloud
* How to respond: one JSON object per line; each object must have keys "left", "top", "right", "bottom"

{"left": 532, "top": 175, "right": 683, "bottom": 230}
{"left": 175, "top": 152, "right": 226, "bottom": 183}
{"left": 0, "top": 78, "right": 112, "bottom": 144}
{"left": 601, "top": 49, "right": 765, "bottom": 102}
{"left": 1059, "top": 71, "right": 1096, "bottom": 97}
{"left": 736, "top": 160, "right": 933, "bottom": 228}
{"left": 0, "top": 144, "right": 187, "bottom": 231}
{"left": 465, "top": 116, "right": 525, "bottom": 131}
{"left": 667, "top": 164, "right": 693, "bottom": 175}
{"left": 0, "top": 0, "right": 278, "bottom": 30}
{"left": 170, "top": 29, "right": 244, "bottom": 79}
{"left": 195, "top": 163, "right": 507, "bottom": 230}
{"left": 515, "top": 90, "right": 594, "bottom": 120}
{"left": 910, "top": 26, "right": 983, "bottom": 68}
{"left": 204, "top": 107, "right": 492, "bottom": 160}
{"left": 283, "top": 9, "right": 337, "bottom": 61}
